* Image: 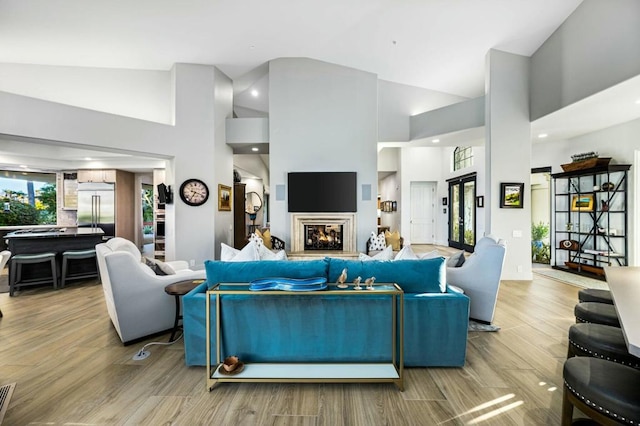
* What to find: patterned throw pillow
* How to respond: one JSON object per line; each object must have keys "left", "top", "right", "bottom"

{"left": 368, "top": 232, "right": 387, "bottom": 252}
{"left": 384, "top": 230, "right": 401, "bottom": 251}
{"left": 249, "top": 232, "right": 264, "bottom": 248}
{"left": 446, "top": 250, "right": 466, "bottom": 267}
{"left": 142, "top": 257, "right": 176, "bottom": 275}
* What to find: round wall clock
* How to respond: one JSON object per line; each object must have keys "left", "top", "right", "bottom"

{"left": 179, "top": 179, "right": 209, "bottom": 206}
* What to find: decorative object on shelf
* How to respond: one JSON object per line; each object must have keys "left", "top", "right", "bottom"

{"left": 561, "top": 152, "right": 611, "bottom": 172}
{"left": 571, "top": 195, "right": 594, "bottom": 211}
{"left": 233, "top": 169, "right": 241, "bottom": 183}
{"left": 179, "top": 179, "right": 209, "bottom": 206}
{"left": 476, "top": 196, "right": 484, "bottom": 208}
{"left": 249, "top": 277, "right": 328, "bottom": 291}
{"left": 218, "top": 184, "right": 231, "bottom": 211}
{"left": 218, "top": 356, "right": 245, "bottom": 376}
{"left": 601, "top": 182, "right": 615, "bottom": 191}
{"left": 566, "top": 222, "right": 573, "bottom": 231}
{"left": 365, "top": 276, "right": 376, "bottom": 290}
{"left": 353, "top": 276, "right": 362, "bottom": 290}
{"left": 600, "top": 200, "right": 609, "bottom": 212}
{"left": 499, "top": 182, "right": 524, "bottom": 208}
{"left": 565, "top": 261, "right": 605, "bottom": 276}
{"left": 559, "top": 240, "right": 580, "bottom": 251}
{"left": 336, "top": 268, "right": 348, "bottom": 289}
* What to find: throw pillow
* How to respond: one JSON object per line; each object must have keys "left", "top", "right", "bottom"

{"left": 359, "top": 245, "right": 394, "bottom": 261}
{"left": 394, "top": 244, "right": 419, "bottom": 260}
{"left": 368, "top": 231, "right": 386, "bottom": 252}
{"left": 262, "top": 229, "right": 273, "bottom": 249}
{"left": 248, "top": 232, "right": 264, "bottom": 248}
{"left": 220, "top": 241, "right": 260, "bottom": 262}
{"left": 446, "top": 250, "right": 466, "bottom": 267}
{"left": 257, "top": 243, "right": 288, "bottom": 261}
{"left": 142, "top": 257, "right": 176, "bottom": 275}
{"left": 385, "top": 230, "right": 401, "bottom": 251}
{"left": 419, "top": 249, "right": 442, "bottom": 260}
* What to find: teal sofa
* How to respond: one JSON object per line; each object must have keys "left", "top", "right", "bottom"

{"left": 182, "top": 257, "right": 470, "bottom": 367}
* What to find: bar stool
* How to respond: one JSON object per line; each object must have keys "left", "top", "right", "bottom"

{"left": 9, "top": 252, "right": 57, "bottom": 296}
{"left": 568, "top": 323, "right": 640, "bottom": 369}
{"left": 579, "top": 288, "right": 614, "bottom": 305}
{"left": 574, "top": 302, "right": 620, "bottom": 327}
{"left": 61, "top": 249, "right": 98, "bottom": 288}
{"left": 562, "top": 357, "right": 640, "bottom": 425}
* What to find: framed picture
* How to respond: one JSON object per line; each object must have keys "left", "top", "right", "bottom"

{"left": 571, "top": 194, "right": 594, "bottom": 211}
{"left": 500, "top": 183, "right": 524, "bottom": 208}
{"left": 218, "top": 184, "right": 231, "bottom": 211}
{"left": 476, "top": 195, "right": 484, "bottom": 208}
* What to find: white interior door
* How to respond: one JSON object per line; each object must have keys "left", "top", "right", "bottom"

{"left": 410, "top": 181, "right": 436, "bottom": 244}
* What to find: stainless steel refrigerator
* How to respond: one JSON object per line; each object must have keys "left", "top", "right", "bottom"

{"left": 77, "top": 182, "right": 115, "bottom": 238}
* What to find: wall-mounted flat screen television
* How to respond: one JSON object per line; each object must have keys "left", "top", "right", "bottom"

{"left": 288, "top": 172, "right": 357, "bottom": 212}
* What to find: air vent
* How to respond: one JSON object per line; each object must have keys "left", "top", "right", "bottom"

{"left": 0, "top": 383, "right": 16, "bottom": 425}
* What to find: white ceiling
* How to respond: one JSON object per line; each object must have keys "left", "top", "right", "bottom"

{"left": 4, "top": 0, "right": 639, "bottom": 171}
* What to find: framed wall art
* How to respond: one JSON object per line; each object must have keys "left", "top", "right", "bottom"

{"left": 499, "top": 183, "right": 524, "bottom": 208}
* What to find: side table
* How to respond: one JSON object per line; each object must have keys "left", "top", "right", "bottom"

{"left": 164, "top": 279, "right": 205, "bottom": 342}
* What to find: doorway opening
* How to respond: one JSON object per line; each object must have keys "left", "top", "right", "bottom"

{"left": 531, "top": 167, "right": 552, "bottom": 266}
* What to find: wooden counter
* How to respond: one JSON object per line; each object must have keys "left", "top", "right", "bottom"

{"left": 604, "top": 266, "right": 640, "bottom": 357}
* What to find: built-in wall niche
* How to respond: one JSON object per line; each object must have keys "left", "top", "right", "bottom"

{"left": 380, "top": 200, "right": 397, "bottom": 212}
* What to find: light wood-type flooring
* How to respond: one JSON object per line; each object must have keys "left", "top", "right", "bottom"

{"left": 0, "top": 255, "right": 586, "bottom": 425}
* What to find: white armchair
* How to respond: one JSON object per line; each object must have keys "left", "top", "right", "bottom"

{"left": 96, "top": 237, "right": 205, "bottom": 344}
{"left": 446, "top": 236, "right": 506, "bottom": 324}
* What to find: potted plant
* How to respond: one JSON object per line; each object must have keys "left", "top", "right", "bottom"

{"left": 531, "top": 221, "right": 550, "bottom": 264}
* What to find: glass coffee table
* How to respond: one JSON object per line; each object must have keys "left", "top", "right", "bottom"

{"left": 206, "top": 282, "right": 404, "bottom": 391}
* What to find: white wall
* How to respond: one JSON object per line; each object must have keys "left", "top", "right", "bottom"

{"left": 0, "top": 63, "right": 172, "bottom": 124}
{"left": 0, "top": 63, "right": 234, "bottom": 267}
{"left": 532, "top": 118, "right": 639, "bottom": 265}
{"left": 410, "top": 97, "right": 485, "bottom": 141}
{"left": 269, "top": 58, "right": 378, "bottom": 252}
{"left": 485, "top": 49, "right": 532, "bottom": 280}
{"left": 530, "top": 0, "right": 640, "bottom": 120}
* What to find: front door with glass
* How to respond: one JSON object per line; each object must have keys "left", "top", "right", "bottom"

{"left": 448, "top": 175, "right": 476, "bottom": 252}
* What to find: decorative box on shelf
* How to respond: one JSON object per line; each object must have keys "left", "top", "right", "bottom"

{"left": 561, "top": 157, "right": 611, "bottom": 172}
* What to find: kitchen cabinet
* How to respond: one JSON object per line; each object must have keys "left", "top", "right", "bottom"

{"left": 77, "top": 169, "right": 117, "bottom": 183}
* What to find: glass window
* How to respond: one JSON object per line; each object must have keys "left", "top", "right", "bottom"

{"left": 0, "top": 170, "right": 57, "bottom": 225}
{"left": 453, "top": 146, "right": 473, "bottom": 171}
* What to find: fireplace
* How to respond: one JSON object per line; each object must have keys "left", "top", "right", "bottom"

{"left": 291, "top": 213, "right": 356, "bottom": 253}
{"left": 304, "top": 224, "right": 343, "bottom": 251}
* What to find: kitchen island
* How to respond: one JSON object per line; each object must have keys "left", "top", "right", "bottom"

{"left": 5, "top": 227, "right": 105, "bottom": 285}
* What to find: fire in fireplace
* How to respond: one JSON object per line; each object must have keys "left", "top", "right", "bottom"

{"left": 304, "top": 224, "right": 343, "bottom": 250}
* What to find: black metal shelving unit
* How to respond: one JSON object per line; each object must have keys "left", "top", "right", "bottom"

{"left": 551, "top": 164, "right": 630, "bottom": 281}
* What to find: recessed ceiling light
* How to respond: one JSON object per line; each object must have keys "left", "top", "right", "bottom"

{"left": 19, "top": 165, "right": 27, "bottom": 168}
{"left": 251, "top": 147, "right": 259, "bottom": 152}
{"left": 635, "top": 99, "right": 640, "bottom": 104}
{"left": 538, "top": 133, "right": 548, "bottom": 138}
{"left": 431, "top": 139, "right": 440, "bottom": 143}
{"left": 84, "top": 157, "right": 92, "bottom": 161}
{"left": 251, "top": 90, "right": 259, "bottom": 97}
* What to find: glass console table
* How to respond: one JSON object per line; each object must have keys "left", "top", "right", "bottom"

{"left": 206, "top": 282, "right": 404, "bottom": 391}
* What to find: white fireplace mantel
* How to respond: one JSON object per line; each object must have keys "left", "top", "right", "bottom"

{"left": 291, "top": 213, "right": 357, "bottom": 253}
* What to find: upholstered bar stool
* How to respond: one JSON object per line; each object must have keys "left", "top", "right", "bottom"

{"left": 9, "top": 252, "right": 57, "bottom": 296}
{"left": 579, "top": 288, "right": 614, "bottom": 305}
{"left": 61, "top": 248, "right": 98, "bottom": 288}
{"left": 562, "top": 357, "right": 640, "bottom": 425}
{"left": 574, "top": 302, "right": 620, "bottom": 327}
{"left": 568, "top": 323, "right": 640, "bottom": 369}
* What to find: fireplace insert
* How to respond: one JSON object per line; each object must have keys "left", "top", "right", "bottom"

{"left": 304, "top": 225, "right": 343, "bottom": 251}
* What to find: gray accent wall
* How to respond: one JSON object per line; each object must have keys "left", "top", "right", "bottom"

{"left": 530, "top": 0, "right": 640, "bottom": 120}
{"left": 268, "top": 58, "right": 378, "bottom": 251}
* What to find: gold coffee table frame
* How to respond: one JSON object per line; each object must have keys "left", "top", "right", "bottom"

{"left": 206, "top": 282, "right": 404, "bottom": 391}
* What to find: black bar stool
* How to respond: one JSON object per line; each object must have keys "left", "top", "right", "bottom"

{"left": 9, "top": 252, "right": 57, "bottom": 296}
{"left": 61, "top": 249, "right": 98, "bottom": 288}
{"left": 579, "top": 288, "right": 614, "bottom": 305}
{"left": 574, "top": 302, "right": 620, "bottom": 327}
{"left": 562, "top": 357, "right": 640, "bottom": 425}
{"left": 568, "top": 323, "right": 640, "bottom": 369}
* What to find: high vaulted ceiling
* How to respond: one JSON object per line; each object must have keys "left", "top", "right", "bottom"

{"left": 1, "top": 0, "right": 583, "bottom": 98}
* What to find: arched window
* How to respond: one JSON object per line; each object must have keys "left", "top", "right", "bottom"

{"left": 453, "top": 146, "right": 473, "bottom": 171}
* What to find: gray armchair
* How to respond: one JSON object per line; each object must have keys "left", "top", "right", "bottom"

{"left": 446, "top": 236, "right": 506, "bottom": 324}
